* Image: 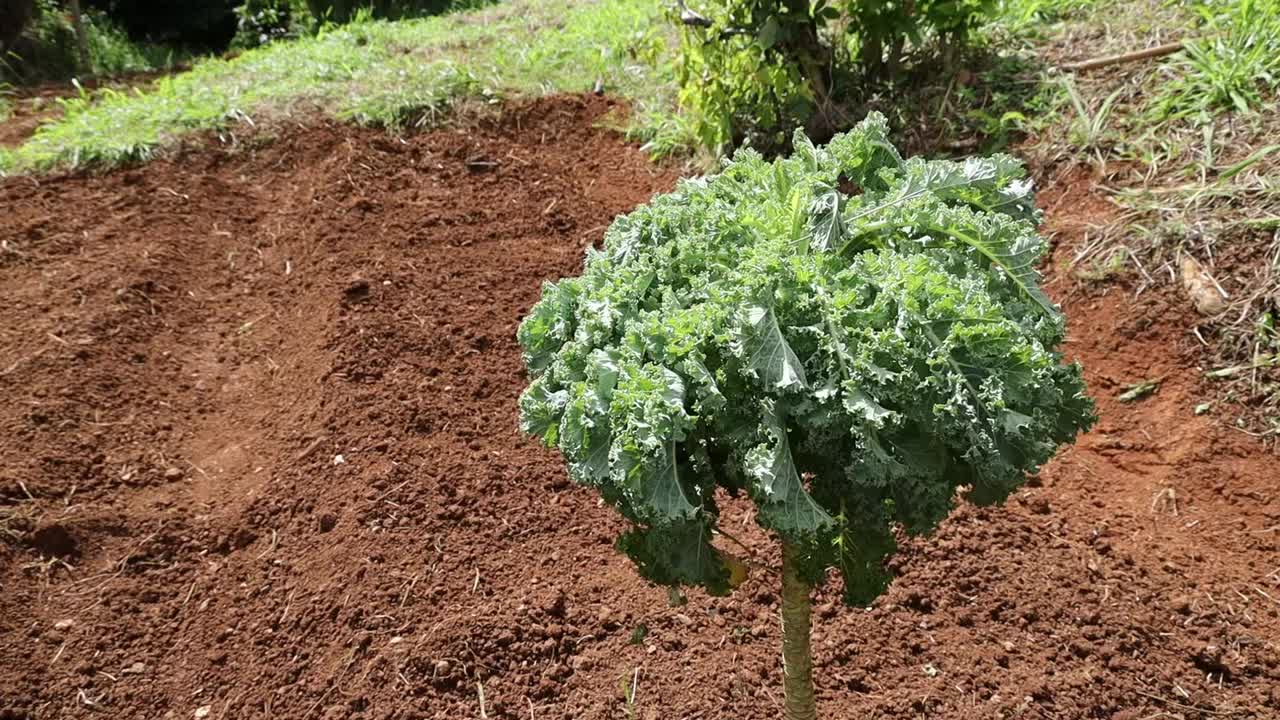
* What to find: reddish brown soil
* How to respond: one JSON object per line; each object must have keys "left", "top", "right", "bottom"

{"left": 1, "top": 96, "right": 1277, "bottom": 720}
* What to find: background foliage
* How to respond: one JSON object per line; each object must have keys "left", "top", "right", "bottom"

{"left": 674, "top": 0, "right": 1001, "bottom": 154}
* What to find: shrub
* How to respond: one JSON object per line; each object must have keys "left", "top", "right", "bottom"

{"left": 2, "top": 0, "right": 184, "bottom": 82}
{"left": 518, "top": 113, "right": 1094, "bottom": 719}
{"left": 231, "top": 0, "right": 313, "bottom": 49}
{"left": 673, "top": 0, "right": 999, "bottom": 154}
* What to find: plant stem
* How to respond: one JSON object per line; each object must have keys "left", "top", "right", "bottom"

{"left": 780, "top": 540, "right": 817, "bottom": 720}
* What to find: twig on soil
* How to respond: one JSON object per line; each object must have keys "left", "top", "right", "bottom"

{"left": 398, "top": 574, "right": 419, "bottom": 607}
{"left": 255, "top": 529, "right": 279, "bottom": 560}
{"left": 76, "top": 688, "right": 99, "bottom": 710}
{"left": 374, "top": 478, "right": 413, "bottom": 504}
{"left": 1, "top": 347, "right": 46, "bottom": 376}
{"left": 296, "top": 436, "right": 327, "bottom": 461}
{"left": 1134, "top": 688, "right": 1240, "bottom": 715}
{"left": 279, "top": 590, "right": 295, "bottom": 626}
{"left": 1060, "top": 42, "right": 1185, "bottom": 72}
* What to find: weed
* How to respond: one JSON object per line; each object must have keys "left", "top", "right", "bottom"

{"left": 1153, "top": 0, "right": 1280, "bottom": 120}
{"left": 1062, "top": 75, "right": 1122, "bottom": 154}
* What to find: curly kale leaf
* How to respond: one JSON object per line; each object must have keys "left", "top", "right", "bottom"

{"left": 518, "top": 112, "right": 1095, "bottom": 603}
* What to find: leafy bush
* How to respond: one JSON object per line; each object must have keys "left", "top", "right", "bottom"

{"left": 232, "top": 0, "right": 313, "bottom": 49}
{"left": 673, "top": 0, "right": 1000, "bottom": 154}
{"left": 519, "top": 113, "right": 1094, "bottom": 718}
{"left": 2, "top": 0, "right": 185, "bottom": 82}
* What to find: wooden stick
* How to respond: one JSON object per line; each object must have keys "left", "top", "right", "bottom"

{"left": 1061, "top": 41, "right": 1184, "bottom": 72}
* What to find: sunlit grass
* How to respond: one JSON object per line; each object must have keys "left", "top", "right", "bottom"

{"left": 0, "top": 0, "right": 674, "bottom": 173}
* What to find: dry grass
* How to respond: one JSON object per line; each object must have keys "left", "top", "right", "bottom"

{"left": 1018, "top": 0, "right": 1280, "bottom": 432}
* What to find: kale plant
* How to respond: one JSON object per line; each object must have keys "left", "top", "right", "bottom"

{"left": 518, "top": 113, "right": 1094, "bottom": 719}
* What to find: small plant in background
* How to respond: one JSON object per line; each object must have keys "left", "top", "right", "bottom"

{"left": 1061, "top": 75, "right": 1123, "bottom": 156}
{"left": 519, "top": 113, "right": 1095, "bottom": 719}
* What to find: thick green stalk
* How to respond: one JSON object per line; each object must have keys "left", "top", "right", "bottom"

{"left": 780, "top": 540, "right": 817, "bottom": 720}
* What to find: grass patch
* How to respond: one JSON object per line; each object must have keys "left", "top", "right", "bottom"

{"left": 0, "top": 0, "right": 672, "bottom": 173}
{"left": 1152, "top": 0, "right": 1280, "bottom": 120}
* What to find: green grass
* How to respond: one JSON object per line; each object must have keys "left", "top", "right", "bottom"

{"left": 0, "top": 0, "right": 673, "bottom": 173}
{"left": 1152, "top": 0, "right": 1280, "bottom": 120}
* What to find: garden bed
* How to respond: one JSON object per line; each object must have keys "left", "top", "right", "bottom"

{"left": 1, "top": 95, "right": 1276, "bottom": 719}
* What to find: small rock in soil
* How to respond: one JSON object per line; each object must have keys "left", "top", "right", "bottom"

{"left": 342, "top": 278, "right": 371, "bottom": 303}
{"left": 318, "top": 514, "right": 338, "bottom": 533}
{"left": 1180, "top": 255, "right": 1228, "bottom": 315}
{"left": 595, "top": 605, "right": 614, "bottom": 627}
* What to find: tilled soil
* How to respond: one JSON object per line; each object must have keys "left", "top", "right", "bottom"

{"left": 1, "top": 95, "right": 1277, "bottom": 720}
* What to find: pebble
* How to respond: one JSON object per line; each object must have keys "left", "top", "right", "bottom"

{"left": 53, "top": 619, "right": 76, "bottom": 631}
{"left": 596, "top": 605, "right": 614, "bottom": 627}
{"left": 164, "top": 467, "right": 184, "bottom": 480}
{"left": 194, "top": 706, "right": 212, "bottom": 719}
{"left": 124, "top": 662, "right": 146, "bottom": 675}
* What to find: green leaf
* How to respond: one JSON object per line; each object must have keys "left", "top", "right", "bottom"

{"left": 748, "top": 415, "right": 834, "bottom": 537}
{"left": 758, "top": 15, "right": 783, "bottom": 50}
{"left": 808, "top": 183, "right": 843, "bottom": 251}
{"left": 742, "top": 305, "right": 809, "bottom": 390}
{"left": 845, "top": 388, "right": 896, "bottom": 426}
{"left": 922, "top": 206, "right": 1056, "bottom": 315}
{"left": 617, "top": 520, "right": 731, "bottom": 595}
{"left": 637, "top": 439, "right": 698, "bottom": 522}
